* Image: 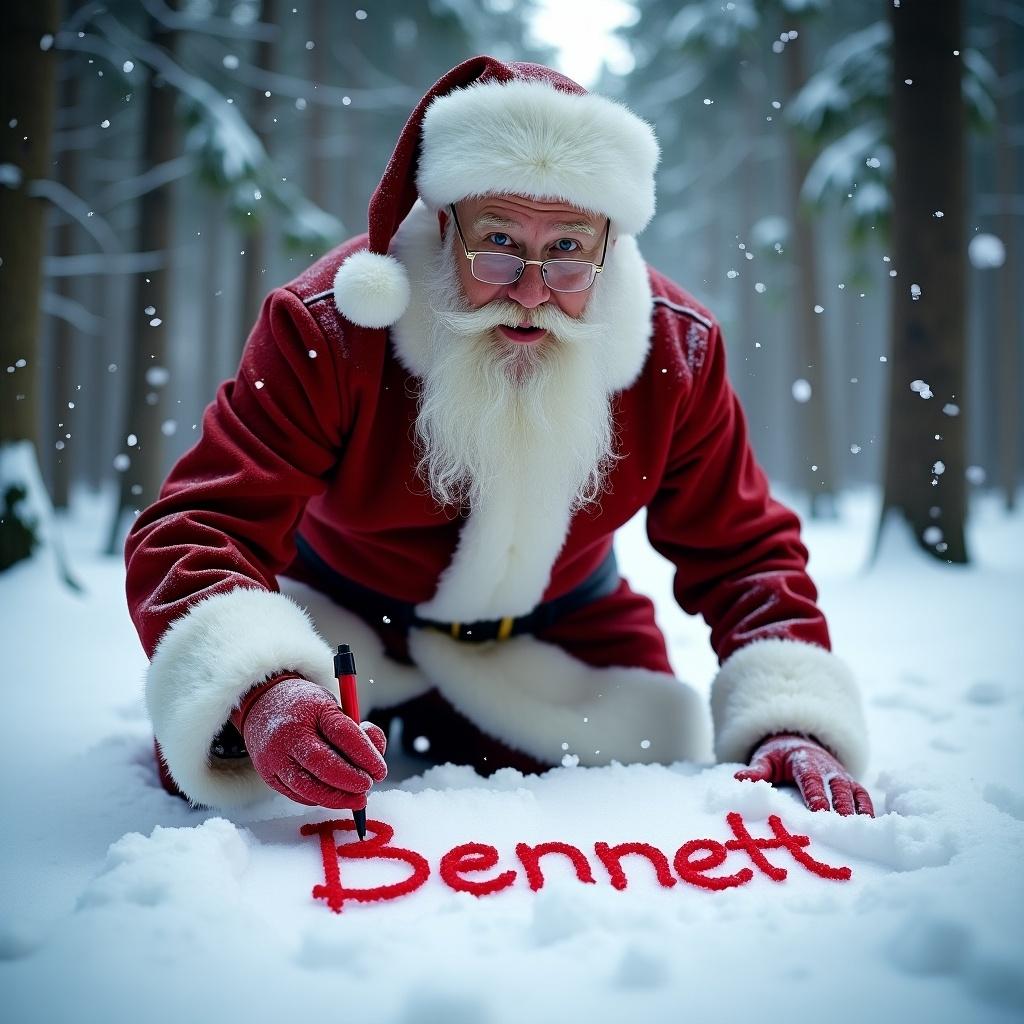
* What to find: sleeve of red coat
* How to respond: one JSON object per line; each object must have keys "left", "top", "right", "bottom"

{"left": 645, "top": 320, "right": 868, "bottom": 775}
{"left": 125, "top": 289, "right": 343, "bottom": 808}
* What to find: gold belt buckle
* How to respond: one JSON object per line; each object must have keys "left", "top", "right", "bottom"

{"left": 446, "top": 618, "right": 514, "bottom": 641}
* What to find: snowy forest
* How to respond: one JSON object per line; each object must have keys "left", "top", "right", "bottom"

{"left": 0, "top": 0, "right": 1020, "bottom": 568}
{"left": 3, "top": 3, "right": 1024, "bottom": 1023}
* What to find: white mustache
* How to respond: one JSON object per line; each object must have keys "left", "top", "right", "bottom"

{"left": 433, "top": 299, "right": 605, "bottom": 346}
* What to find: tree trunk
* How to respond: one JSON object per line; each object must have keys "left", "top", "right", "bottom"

{"left": 200, "top": 193, "right": 226, "bottom": 400}
{"left": 0, "top": 0, "right": 59, "bottom": 569}
{"left": 782, "top": 29, "right": 836, "bottom": 518}
{"left": 995, "top": 26, "right": 1019, "bottom": 512}
{"left": 50, "top": 64, "right": 81, "bottom": 510}
{"left": 106, "top": 11, "right": 179, "bottom": 554}
{"left": 736, "top": 62, "right": 767, "bottom": 457}
{"left": 307, "top": 0, "right": 330, "bottom": 212}
{"left": 879, "top": 0, "right": 968, "bottom": 563}
{"left": 241, "top": 0, "right": 277, "bottom": 338}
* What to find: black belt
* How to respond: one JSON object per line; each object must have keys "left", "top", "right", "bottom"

{"left": 294, "top": 535, "right": 619, "bottom": 643}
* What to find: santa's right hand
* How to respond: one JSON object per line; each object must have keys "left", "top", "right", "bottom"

{"left": 234, "top": 676, "right": 387, "bottom": 808}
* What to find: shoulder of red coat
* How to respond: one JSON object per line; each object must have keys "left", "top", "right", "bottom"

{"left": 646, "top": 268, "right": 718, "bottom": 375}
{"left": 282, "top": 234, "right": 370, "bottom": 311}
{"left": 647, "top": 269, "right": 717, "bottom": 332}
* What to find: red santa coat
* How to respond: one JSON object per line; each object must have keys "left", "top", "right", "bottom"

{"left": 127, "top": 201, "right": 867, "bottom": 808}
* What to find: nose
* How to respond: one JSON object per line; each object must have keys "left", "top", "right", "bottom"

{"left": 505, "top": 263, "right": 550, "bottom": 310}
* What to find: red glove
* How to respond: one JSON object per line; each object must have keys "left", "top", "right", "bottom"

{"left": 232, "top": 675, "right": 388, "bottom": 808}
{"left": 734, "top": 733, "right": 874, "bottom": 816}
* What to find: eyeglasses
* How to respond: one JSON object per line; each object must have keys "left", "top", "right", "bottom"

{"left": 449, "top": 204, "right": 610, "bottom": 293}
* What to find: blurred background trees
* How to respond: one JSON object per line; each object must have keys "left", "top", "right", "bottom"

{"left": 1, "top": 0, "right": 1019, "bottom": 570}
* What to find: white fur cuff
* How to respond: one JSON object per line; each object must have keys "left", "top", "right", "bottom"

{"left": 710, "top": 638, "right": 869, "bottom": 776}
{"left": 146, "top": 587, "right": 339, "bottom": 808}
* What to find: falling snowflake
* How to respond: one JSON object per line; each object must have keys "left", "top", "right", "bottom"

{"left": 792, "top": 379, "right": 812, "bottom": 403}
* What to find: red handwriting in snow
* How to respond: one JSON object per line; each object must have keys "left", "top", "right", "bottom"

{"left": 299, "top": 812, "right": 852, "bottom": 914}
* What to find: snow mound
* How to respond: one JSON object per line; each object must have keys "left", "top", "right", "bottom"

{"left": 77, "top": 818, "right": 250, "bottom": 912}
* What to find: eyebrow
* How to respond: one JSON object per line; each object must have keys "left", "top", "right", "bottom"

{"left": 471, "top": 213, "right": 599, "bottom": 237}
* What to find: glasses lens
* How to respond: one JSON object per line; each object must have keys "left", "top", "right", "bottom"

{"left": 543, "top": 261, "right": 597, "bottom": 293}
{"left": 472, "top": 252, "right": 524, "bottom": 285}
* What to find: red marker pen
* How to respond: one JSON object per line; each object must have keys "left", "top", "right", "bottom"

{"left": 334, "top": 643, "right": 367, "bottom": 840}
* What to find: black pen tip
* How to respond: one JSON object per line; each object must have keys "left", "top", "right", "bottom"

{"left": 353, "top": 807, "right": 367, "bottom": 841}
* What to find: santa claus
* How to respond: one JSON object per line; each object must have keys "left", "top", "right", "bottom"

{"left": 125, "top": 57, "right": 873, "bottom": 817}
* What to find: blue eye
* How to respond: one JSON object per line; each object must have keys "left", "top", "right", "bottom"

{"left": 555, "top": 238, "right": 579, "bottom": 253}
{"left": 488, "top": 233, "right": 513, "bottom": 247}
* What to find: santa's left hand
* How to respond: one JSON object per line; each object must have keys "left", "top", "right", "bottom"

{"left": 734, "top": 733, "right": 874, "bottom": 816}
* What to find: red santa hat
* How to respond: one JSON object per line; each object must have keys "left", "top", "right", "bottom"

{"left": 332, "top": 55, "right": 661, "bottom": 329}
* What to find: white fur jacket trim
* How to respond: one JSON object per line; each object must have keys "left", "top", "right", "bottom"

{"left": 710, "top": 637, "right": 869, "bottom": 776}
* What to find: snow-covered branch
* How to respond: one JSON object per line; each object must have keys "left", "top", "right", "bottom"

{"left": 635, "top": 64, "right": 706, "bottom": 110}
{"left": 191, "top": 37, "right": 420, "bottom": 110}
{"left": 54, "top": 25, "right": 133, "bottom": 76}
{"left": 52, "top": 124, "right": 123, "bottom": 155}
{"left": 800, "top": 121, "right": 889, "bottom": 209}
{"left": 57, "top": 15, "right": 269, "bottom": 191}
{"left": 787, "top": 22, "right": 889, "bottom": 139}
{"left": 983, "top": 0, "right": 1024, "bottom": 29}
{"left": 139, "top": 0, "right": 278, "bottom": 42}
{"left": 658, "top": 135, "right": 763, "bottom": 196}
{"left": 97, "top": 155, "right": 196, "bottom": 210}
{"left": 28, "top": 179, "right": 121, "bottom": 253}
{"left": 44, "top": 250, "right": 166, "bottom": 277}
{"left": 41, "top": 292, "right": 105, "bottom": 335}
{"left": 328, "top": 36, "right": 432, "bottom": 96}
{"left": 61, "top": 1, "right": 105, "bottom": 35}
{"left": 57, "top": 14, "right": 268, "bottom": 179}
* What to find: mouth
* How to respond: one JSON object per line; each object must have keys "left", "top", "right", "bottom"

{"left": 496, "top": 323, "right": 547, "bottom": 344}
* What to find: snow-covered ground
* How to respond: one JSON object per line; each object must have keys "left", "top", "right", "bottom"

{"left": 1, "top": 488, "right": 1022, "bottom": 1023}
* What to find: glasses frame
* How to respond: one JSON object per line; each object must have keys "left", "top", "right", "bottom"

{"left": 448, "top": 203, "right": 610, "bottom": 293}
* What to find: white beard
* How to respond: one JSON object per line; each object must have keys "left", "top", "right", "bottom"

{"left": 413, "top": 230, "right": 618, "bottom": 513}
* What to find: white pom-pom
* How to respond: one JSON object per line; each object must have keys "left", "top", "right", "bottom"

{"left": 332, "top": 250, "right": 411, "bottom": 329}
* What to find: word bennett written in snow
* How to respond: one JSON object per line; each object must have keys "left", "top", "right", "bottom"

{"left": 300, "top": 811, "right": 853, "bottom": 914}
